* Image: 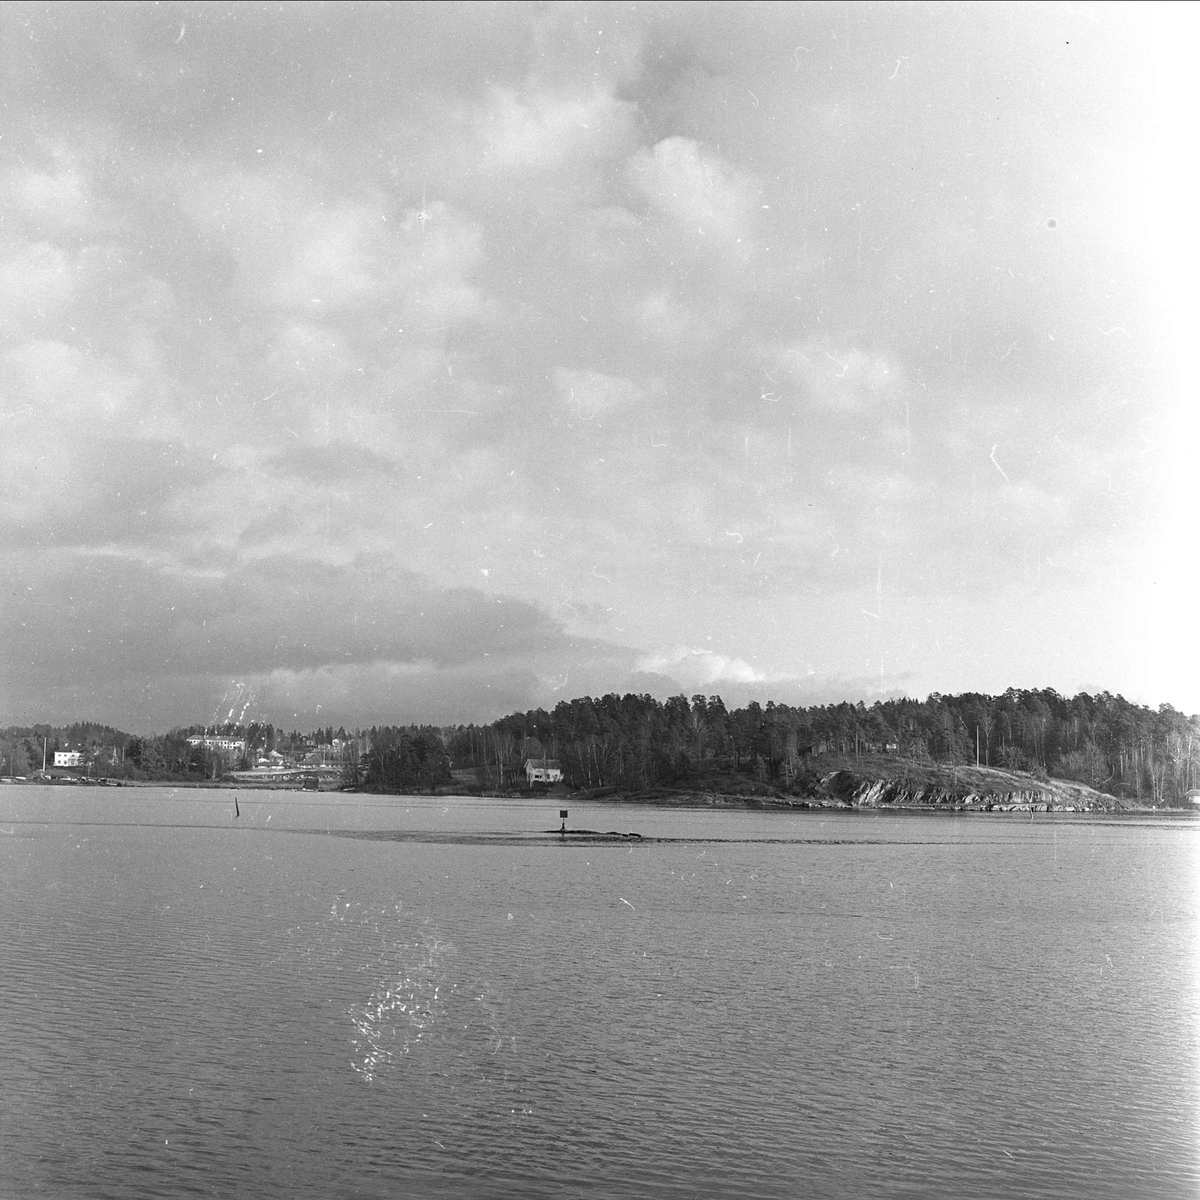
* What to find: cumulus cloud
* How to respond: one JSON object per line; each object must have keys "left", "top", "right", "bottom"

{"left": 176, "top": 171, "right": 486, "bottom": 330}
{"left": 635, "top": 646, "right": 766, "bottom": 688}
{"left": 635, "top": 287, "right": 723, "bottom": 352}
{"left": 7, "top": 150, "right": 117, "bottom": 238}
{"left": 476, "top": 85, "right": 639, "bottom": 173}
{"left": 630, "top": 137, "right": 759, "bottom": 246}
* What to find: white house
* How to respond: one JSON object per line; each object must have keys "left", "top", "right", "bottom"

{"left": 186, "top": 735, "right": 247, "bottom": 756}
{"left": 525, "top": 758, "right": 563, "bottom": 785}
{"left": 1188, "top": 789, "right": 1200, "bottom": 807}
{"left": 54, "top": 750, "right": 83, "bottom": 768}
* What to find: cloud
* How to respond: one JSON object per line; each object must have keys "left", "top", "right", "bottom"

{"left": 634, "top": 286, "right": 727, "bottom": 353}
{"left": 0, "top": 341, "right": 151, "bottom": 531}
{"left": 554, "top": 368, "right": 649, "bottom": 422}
{"left": 176, "top": 170, "right": 486, "bottom": 329}
{"left": 526, "top": 3, "right": 646, "bottom": 90}
{"left": 0, "top": 539, "right": 650, "bottom": 729}
{"left": 265, "top": 442, "right": 402, "bottom": 487}
{"left": 774, "top": 340, "right": 902, "bottom": 413}
{"left": 0, "top": 3, "right": 1183, "bottom": 727}
{"left": 6, "top": 150, "right": 115, "bottom": 238}
{"left": 630, "top": 137, "right": 759, "bottom": 245}
{"left": 0, "top": 546, "right": 640, "bottom": 691}
{"left": 2, "top": 438, "right": 214, "bottom": 549}
{"left": 476, "top": 85, "right": 639, "bottom": 174}
{"left": 635, "top": 646, "right": 766, "bottom": 687}
{"left": 272, "top": 201, "right": 391, "bottom": 313}
{"left": 0, "top": 242, "right": 76, "bottom": 336}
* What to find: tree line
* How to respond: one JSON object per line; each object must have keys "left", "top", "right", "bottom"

{"left": 0, "top": 723, "right": 222, "bottom": 781}
{"left": 0, "top": 720, "right": 365, "bottom": 782}
{"left": 5, "top": 688, "right": 1198, "bottom": 804}
{"left": 445, "top": 689, "right": 1200, "bottom": 806}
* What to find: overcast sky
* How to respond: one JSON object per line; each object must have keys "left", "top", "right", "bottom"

{"left": 2, "top": 1, "right": 1196, "bottom": 733}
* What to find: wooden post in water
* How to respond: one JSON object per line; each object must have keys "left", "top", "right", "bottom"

{"left": 559, "top": 809, "right": 568, "bottom": 837}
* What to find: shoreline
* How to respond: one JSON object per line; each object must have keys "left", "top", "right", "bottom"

{"left": 555, "top": 787, "right": 1170, "bottom": 815}
{"left": 0, "top": 774, "right": 341, "bottom": 791}
{"left": 1, "top": 774, "right": 1182, "bottom": 814}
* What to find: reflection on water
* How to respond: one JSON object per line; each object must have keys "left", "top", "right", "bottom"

{"left": 341, "top": 904, "right": 454, "bottom": 1081}
{"left": 0, "top": 786, "right": 1196, "bottom": 1200}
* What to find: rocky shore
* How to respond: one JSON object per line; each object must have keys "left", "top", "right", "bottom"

{"left": 811, "top": 764, "right": 1126, "bottom": 811}
{"left": 584, "top": 759, "right": 1136, "bottom": 813}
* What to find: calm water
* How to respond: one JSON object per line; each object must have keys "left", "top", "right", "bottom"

{"left": 1, "top": 786, "right": 1197, "bottom": 1199}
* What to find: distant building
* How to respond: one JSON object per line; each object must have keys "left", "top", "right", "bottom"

{"left": 1188, "top": 789, "right": 1200, "bottom": 807}
{"left": 525, "top": 758, "right": 563, "bottom": 785}
{"left": 186, "top": 735, "right": 247, "bottom": 756}
{"left": 54, "top": 751, "right": 83, "bottom": 768}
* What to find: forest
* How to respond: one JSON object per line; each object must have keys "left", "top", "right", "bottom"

{"left": 3, "top": 688, "right": 1198, "bottom": 805}
{"left": 445, "top": 688, "right": 1200, "bottom": 807}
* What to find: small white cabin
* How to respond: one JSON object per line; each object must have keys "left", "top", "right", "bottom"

{"left": 525, "top": 758, "right": 563, "bottom": 785}
{"left": 1188, "top": 789, "right": 1200, "bottom": 808}
{"left": 54, "top": 750, "right": 83, "bottom": 768}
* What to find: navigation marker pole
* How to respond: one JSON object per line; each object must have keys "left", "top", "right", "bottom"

{"left": 560, "top": 809, "right": 568, "bottom": 838}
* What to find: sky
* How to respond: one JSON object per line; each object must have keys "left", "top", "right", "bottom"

{"left": 2, "top": 1, "right": 1196, "bottom": 733}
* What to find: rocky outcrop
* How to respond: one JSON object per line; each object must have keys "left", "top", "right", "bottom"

{"left": 816, "top": 766, "right": 1125, "bottom": 812}
{"left": 595, "top": 761, "right": 1132, "bottom": 812}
